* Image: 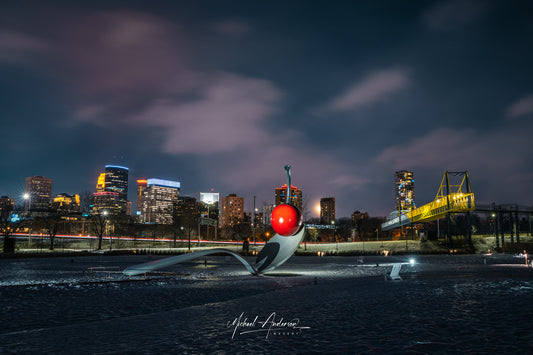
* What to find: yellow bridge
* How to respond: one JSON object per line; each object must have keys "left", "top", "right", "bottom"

{"left": 382, "top": 171, "right": 475, "bottom": 231}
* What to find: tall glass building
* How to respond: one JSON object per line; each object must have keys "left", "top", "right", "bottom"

{"left": 320, "top": 197, "right": 336, "bottom": 225}
{"left": 394, "top": 170, "right": 415, "bottom": 212}
{"left": 24, "top": 176, "right": 53, "bottom": 211}
{"left": 138, "top": 178, "right": 180, "bottom": 224}
{"left": 93, "top": 165, "right": 129, "bottom": 215}
{"left": 104, "top": 165, "right": 129, "bottom": 214}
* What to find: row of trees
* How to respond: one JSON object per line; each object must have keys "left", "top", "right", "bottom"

{"left": 2, "top": 206, "right": 389, "bottom": 253}
{"left": 6, "top": 198, "right": 525, "bottom": 253}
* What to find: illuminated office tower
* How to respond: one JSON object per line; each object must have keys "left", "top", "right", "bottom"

{"left": 93, "top": 191, "right": 120, "bottom": 215}
{"left": 219, "top": 194, "right": 244, "bottom": 228}
{"left": 199, "top": 192, "right": 219, "bottom": 220}
{"left": 139, "top": 178, "right": 180, "bottom": 224}
{"left": 96, "top": 173, "right": 106, "bottom": 192}
{"left": 394, "top": 170, "right": 415, "bottom": 211}
{"left": 136, "top": 179, "right": 148, "bottom": 215}
{"left": 275, "top": 184, "right": 302, "bottom": 211}
{"left": 104, "top": 165, "right": 129, "bottom": 212}
{"left": 51, "top": 193, "right": 80, "bottom": 213}
{"left": 24, "top": 176, "right": 53, "bottom": 211}
{"left": 93, "top": 165, "right": 129, "bottom": 215}
{"left": 320, "top": 197, "right": 336, "bottom": 225}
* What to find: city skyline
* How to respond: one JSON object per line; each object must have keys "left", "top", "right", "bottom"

{"left": 2, "top": 1, "right": 533, "bottom": 218}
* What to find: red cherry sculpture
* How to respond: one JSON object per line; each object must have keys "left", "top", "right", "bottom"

{"left": 271, "top": 204, "right": 302, "bottom": 236}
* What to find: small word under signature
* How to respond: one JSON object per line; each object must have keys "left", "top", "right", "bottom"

{"left": 227, "top": 312, "right": 311, "bottom": 339}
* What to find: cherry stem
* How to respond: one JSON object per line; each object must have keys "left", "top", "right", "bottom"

{"left": 285, "top": 165, "right": 291, "bottom": 205}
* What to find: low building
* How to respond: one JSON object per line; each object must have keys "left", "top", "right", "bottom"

{"left": 52, "top": 193, "right": 80, "bottom": 213}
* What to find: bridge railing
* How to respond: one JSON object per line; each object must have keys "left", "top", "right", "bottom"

{"left": 382, "top": 193, "right": 475, "bottom": 231}
{"left": 409, "top": 192, "right": 475, "bottom": 223}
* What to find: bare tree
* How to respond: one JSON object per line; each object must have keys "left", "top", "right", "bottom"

{"left": 1, "top": 205, "right": 26, "bottom": 253}
{"left": 42, "top": 212, "right": 63, "bottom": 250}
{"left": 91, "top": 210, "right": 107, "bottom": 250}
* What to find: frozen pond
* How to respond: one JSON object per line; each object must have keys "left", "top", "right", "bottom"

{"left": 1, "top": 253, "right": 532, "bottom": 353}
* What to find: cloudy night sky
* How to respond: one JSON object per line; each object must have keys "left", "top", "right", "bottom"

{"left": 1, "top": 0, "right": 532, "bottom": 218}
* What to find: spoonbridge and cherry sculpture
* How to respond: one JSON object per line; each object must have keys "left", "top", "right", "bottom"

{"left": 123, "top": 165, "right": 305, "bottom": 276}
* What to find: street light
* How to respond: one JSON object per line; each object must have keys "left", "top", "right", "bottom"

{"left": 23, "top": 193, "right": 31, "bottom": 212}
{"left": 23, "top": 193, "right": 32, "bottom": 248}
{"left": 331, "top": 220, "right": 336, "bottom": 247}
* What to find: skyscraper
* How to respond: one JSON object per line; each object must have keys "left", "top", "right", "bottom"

{"left": 275, "top": 184, "right": 302, "bottom": 212}
{"left": 138, "top": 178, "right": 180, "bottom": 224}
{"left": 95, "top": 173, "right": 106, "bottom": 192}
{"left": 136, "top": 179, "right": 147, "bottom": 215}
{"left": 394, "top": 170, "right": 415, "bottom": 212}
{"left": 219, "top": 193, "right": 244, "bottom": 228}
{"left": 320, "top": 197, "right": 336, "bottom": 224}
{"left": 93, "top": 165, "right": 129, "bottom": 215}
{"left": 24, "top": 176, "right": 53, "bottom": 211}
{"left": 93, "top": 191, "right": 120, "bottom": 215}
{"left": 105, "top": 165, "right": 129, "bottom": 209}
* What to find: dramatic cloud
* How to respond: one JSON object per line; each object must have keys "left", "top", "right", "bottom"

{"left": 422, "top": 0, "right": 488, "bottom": 30}
{"left": 61, "top": 11, "right": 194, "bottom": 98}
{"left": 376, "top": 129, "right": 477, "bottom": 170}
{"left": 375, "top": 127, "right": 532, "bottom": 171}
{"left": 505, "top": 94, "right": 533, "bottom": 119}
{"left": 326, "top": 69, "right": 409, "bottom": 112}
{"left": 135, "top": 72, "right": 282, "bottom": 154}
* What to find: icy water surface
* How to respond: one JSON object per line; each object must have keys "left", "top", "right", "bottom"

{"left": 1, "top": 254, "right": 532, "bottom": 353}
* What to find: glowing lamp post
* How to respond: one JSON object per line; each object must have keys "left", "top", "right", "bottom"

{"left": 23, "top": 193, "right": 31, "bottom": 212}
{"left": 23, "top": 193, "right": 32, "bottom": 247}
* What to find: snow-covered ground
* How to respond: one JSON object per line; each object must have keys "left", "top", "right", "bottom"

{"left": 1, "top": 253, "right": 532, "bottom": 353}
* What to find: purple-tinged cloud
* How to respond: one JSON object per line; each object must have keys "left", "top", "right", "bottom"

{"left": 422, "top": 0, "right": 488, "bottom": 30}
{"left": 375, "top": 127, "right": 532, "bottom": 172}
{"left": 135, "top": 72, "right": 281, "bottom": 154}
{"left": 61, "top": 11, "right": 194, "bottom": 98}
{"left": 374, "top": 126, "right": 533, "bottom": 204}
{"left": 0, "top": 30, "right": 49, "bottom": 63}
{"left": 326, "top": 69, "right": 409, "bottom": 112}
{"left": 505, "top": 93, "right": 533, "bottom": 119}
{"left": 376, "top": 129, "right": 477, "bottom": 170}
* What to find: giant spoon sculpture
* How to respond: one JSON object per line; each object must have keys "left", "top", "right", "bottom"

{"left": 123, "top": 165, "right": 305, "bottom": 276}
